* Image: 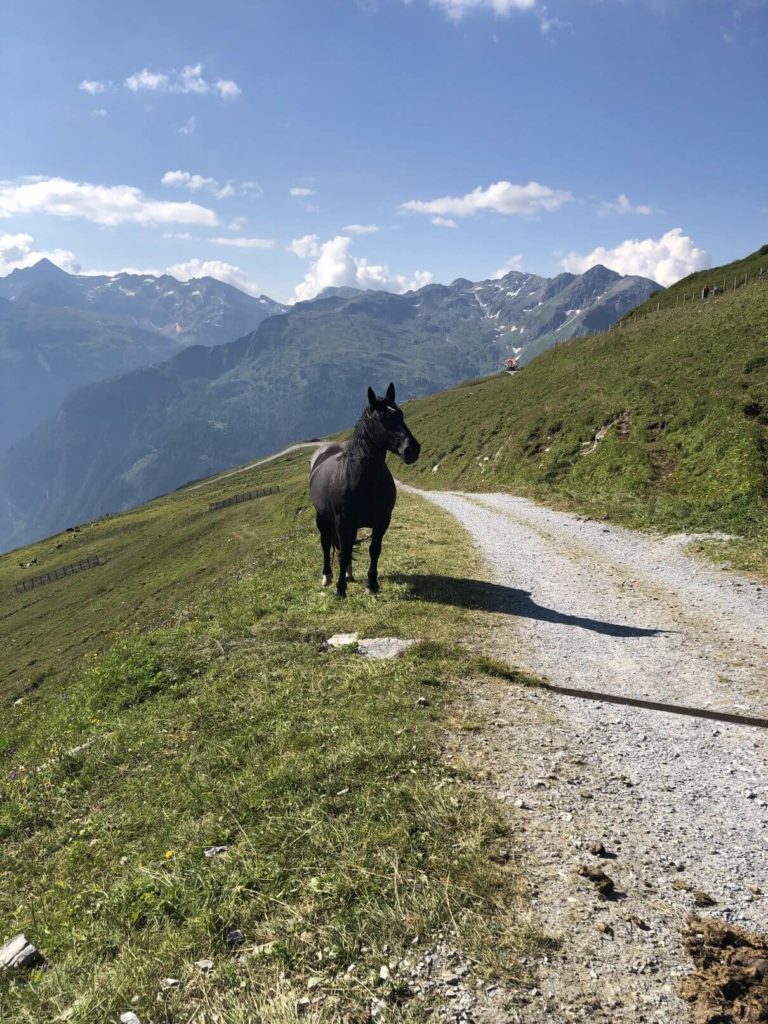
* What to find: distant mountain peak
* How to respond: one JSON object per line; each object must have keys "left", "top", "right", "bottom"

{"left": 11, "top": 257, "right": 72, "bottom": 279}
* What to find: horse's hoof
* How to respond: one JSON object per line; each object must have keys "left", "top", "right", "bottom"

{"left": 366, "top": 585, "right": 379, "bottom": 596}
{"left": 345, "top": 571, "right": 355, "bottom": 582}
{"left": 322, "top": 574, "right": 332, "bottom": 587}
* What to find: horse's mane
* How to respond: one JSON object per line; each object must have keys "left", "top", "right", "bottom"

{"left": 345, "top": 407, "right": 382, "bottom": 469}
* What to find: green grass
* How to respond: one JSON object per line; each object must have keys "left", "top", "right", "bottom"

{"left": 396, "top": 275, "right": 768, "bottom": 578}
{"left": 626, "top": 243, "right": 768, "bottom": 317}
{"left": 1, "top": 452, "right": 539, "bottom": 1023}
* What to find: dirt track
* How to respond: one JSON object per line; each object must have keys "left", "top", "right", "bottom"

{"left": 405, "top": 486, "right": 768, "bottom": 1022}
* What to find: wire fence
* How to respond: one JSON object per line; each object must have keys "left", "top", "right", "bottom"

{"left": 612, "top": 259, "right": 768, "bottom": 331}
{"left": 208, "top": 485, "right": 281, "bottom": 512}
{"left": 15, "top": 554, "right": 103, "bottom": 593}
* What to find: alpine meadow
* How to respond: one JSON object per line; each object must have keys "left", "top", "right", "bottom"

{"left": 2, "top": 2, "right": 768, "bottom": 1022}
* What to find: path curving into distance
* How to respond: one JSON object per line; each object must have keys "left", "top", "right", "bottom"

{"left": 186, "top": 442, "right": 321, "bottom": 492}
{"left": 402, "top": 484, "right": 768, "bottom": 1022}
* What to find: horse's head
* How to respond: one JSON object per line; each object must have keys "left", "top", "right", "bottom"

{"left": 366, "top": 383, "right": 421, "bottom": 464}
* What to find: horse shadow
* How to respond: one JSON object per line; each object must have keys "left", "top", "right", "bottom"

{"left": 390, "top": 573, "right": 668, "bottom": 639}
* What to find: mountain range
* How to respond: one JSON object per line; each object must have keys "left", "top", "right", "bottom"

{"left": 0, "top": 261, "right": 659, "bottom": 551}
{"left": 0, "top": 260, "right": 287, "bottom": 452}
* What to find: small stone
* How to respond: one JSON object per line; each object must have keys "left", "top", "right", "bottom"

{"left": 589, "top": 841, "right": 607, "bottom": 857}
{"left": 626, "top": 915, "right": 651, "bottom": 931}
{"left": 577, "top": 864, "right": 615, "bottom": 898}
{"left": 489, "top": 848, "right": 511, "bottom": 865}
{"left": 327, "top": 632, "right": 359, "bottom": 649}
{"left": 160, "top": 978, "right": 180, "bottom": 990}
{"left": 0, "top": 934, "right": 44, "bottom": 970}
{"left": 379, "top": 964, "right": 390, "bottom": 981}
{"left": 596, "top": 921, "right": 614, "bottom": 937}
{"left": 204, "top": 845, "right": 228, "bottom": 858}
{"left": 194, "top": 959, "right": 214, "bottom": 972}
{"left": 514, "top": 798, "right": 528, "bottom": 809}
{"left": 416, "top": 696, "right": 430, "bottom": 707}
{"left": 692, "top": 890, "right": 717, "bottom": 907}
{"left": 225, "top": 929, "right": 245, "bottom": 947}
{"left": 119, "top": 1014, "right": 142, "bottom": 1024}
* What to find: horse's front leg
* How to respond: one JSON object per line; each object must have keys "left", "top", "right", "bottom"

{"left": 367, "top": 522, "right": 388, "bottom": 594}
{"left": 335, "top": 521, "right": 356, "bottom": 598}
{"left": 317, "top": 515, "right": 333, "bottom": 587}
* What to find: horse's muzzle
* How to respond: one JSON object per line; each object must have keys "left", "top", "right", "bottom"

{"left": 400, "top": 439, "right": 421, "bottom": 464}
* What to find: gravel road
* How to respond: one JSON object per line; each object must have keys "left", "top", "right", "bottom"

{"left": 186, "top": 442, "right": 320, "bottom": 491}
{"left": 404, "top": 485, "right": 768, "bottom": 1022}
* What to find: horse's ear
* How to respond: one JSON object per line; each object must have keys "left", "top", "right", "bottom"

{"left": 385, "top": 382, "right": 395, "bottom": 403}
{"left": 367, "top": 386, "right": 377, "bottom": 407}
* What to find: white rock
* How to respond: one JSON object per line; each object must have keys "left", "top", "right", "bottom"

{"left": 203, "top": 845, "right": 228, "bottom": 858}
{"left": 120, "top": 1014, "right": 142, "bottom": 1024}
{"left": 160, "top": 977, "right": 180, "bottom": 990}
{"left": 358, "top": 637, "right": 416, "bottom": 659}
{"left": 327, "top": 632, "right": 359, "bottom": 649}
{"left": 195, "top": 959, "right": 214, "bottom": 972}
{"left": 0, "top": 933, "right": 43, "bottom": 970}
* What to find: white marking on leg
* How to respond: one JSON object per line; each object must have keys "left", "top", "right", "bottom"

{"left": 322, "top": 574, "right": 332, "bottom": 587}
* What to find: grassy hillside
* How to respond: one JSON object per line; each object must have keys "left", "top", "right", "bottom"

{"left": 397, "top": 274, "right": 768, "bottom": 576}
{"left": 0, "top": 450, "right": 539, "bottom": 1023}
{"left": 626, "top": 244, "right": 768, "bottom": 317}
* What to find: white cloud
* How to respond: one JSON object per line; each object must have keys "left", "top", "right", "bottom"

{"left": 125, "top": 69, "right": 171, "bottom": 92}
{"left": 178, "top": 116, "right": 197, "bottom": 136}
{"left": 561, "top": 228, "right": 710, "bottom": 287}
{"left": 599, "top": 193, "right": 658, "bottom": 216}
{"left": 0, "top": 177, "right": 218, "bottom": 227}
{"left": 492, "top": 254, "right": 524, "bottom": 277}
{"left": 0, "top": 233, "right": 80, "bottom": 276}
{"left": 161, "top": 170, "right": 236, "bottom": 200}
{"left": 401, "top": 179, "right": 572, "bottom": 218}
{"left": 124, "top": 63, "right": 241, "bottom": 99}
{"left": 228, "top": 217, "right": 247, "bottom": 231}
{"left": 165, "top": 258, "right": 261, "bottom": 295}
{"left": 210, "top": 236, "right": 274, "bottom": 249}
{"left": 290, "top": 187, "right": 317, "bottom": 197}
{"left": 215, "top": 79, "right": 242, "bottom": 99}
{"left": 241, "top": 181, "right": 264, "bottom": 197}
{"left": 342, "top": 223, "right": 380, "bottom": 234}
{"left": 288, "top": 234, "right": 321, "bottom": 259}
{"left": 431, "top": 216, "right": 457, "bottom": 228}
{"left": 79, "top": 79, "right": 108, "bottom": 95}
{"left": 429, "top": 0, "right": 537, "bottom": 20}
{"left": 291, "top": 234, "right": 432, "bottom": 302}
{"left": 162, "top": 232, "right": 194, "bottom": 240}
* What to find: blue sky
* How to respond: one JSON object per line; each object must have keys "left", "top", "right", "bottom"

{"left": 1, "top": 0, "right": 766, "bottom": 301}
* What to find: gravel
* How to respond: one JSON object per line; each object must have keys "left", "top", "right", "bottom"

{"left": 404, "top": 485, "right": 768, "bottom": 1022}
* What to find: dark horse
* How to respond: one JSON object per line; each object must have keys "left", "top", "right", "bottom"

{"left": 309, "top": 383, "right": 421, "bottom": 597}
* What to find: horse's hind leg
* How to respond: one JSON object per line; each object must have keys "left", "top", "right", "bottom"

{"left": 366, "top": 522, "right": 388, "bottom": 594}
{"left": 335, "top": 522, "right": 355, "bottom": 598}
{"left": 317, "top": 516, "right": 333, "bottom": 587}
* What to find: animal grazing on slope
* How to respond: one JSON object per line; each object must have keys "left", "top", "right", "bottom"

{"left": 309, "top": 383, "right": 421, "bottom": 597}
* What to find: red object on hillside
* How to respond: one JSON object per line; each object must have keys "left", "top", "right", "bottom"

{"left": 502, "top": 356, "right": 520, "bottom": 372}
